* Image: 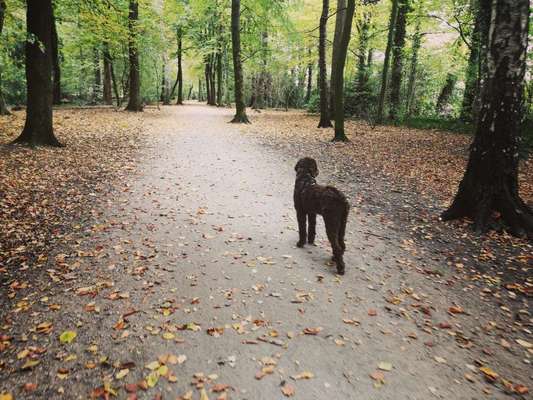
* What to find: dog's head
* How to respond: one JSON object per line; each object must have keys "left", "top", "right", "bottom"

{"left": 295, "top": 157, "right": 319, "bottom": 177}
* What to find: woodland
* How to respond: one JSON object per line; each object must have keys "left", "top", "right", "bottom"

{"left": 0, "top": 0, "right": 532, "bottom": 399}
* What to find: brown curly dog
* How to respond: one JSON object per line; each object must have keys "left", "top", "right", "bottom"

{"left": 293, "top": 157, "right": 350, "bottom": 275}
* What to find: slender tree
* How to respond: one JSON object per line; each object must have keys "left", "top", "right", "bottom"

{"left": 12, "top": 0, "right": 61, "bottom": 146}
{"left": 177, "top": 27, "right": 184, "bottom": 105}
{"left": 406, "top": 18, "right": 421, "bottom": 117}
{"left": 125, "top": 0, "right": 142, "bottom": 112}
{"left": 388, "top": 0, "right": 409, "bottom": 120}
{"left": 305, "top": 48, "right": 313, "bottom": 103}
{"left": 442, "top": 0, "right": 532, "bottom": 237}
{"left": 230, "top": 0, "right": 250, "bottom": 123}
{"left": 329, "top": 0, "right": 346, "bottom": 118}
{"left": 435, "top": 73, "right": 457, "bottom": 115}
{"left": 0, "top": 0, "right": 10, "bottom": 115}
{"left": 331, "top": 0, "right": 355, "bottom": 141}
{"left": 376, "top": 0, "right": 399, "bottom": 123}
{"left": 102, "top": 42, "right": 113, "bottom": 105}
{"left": 317, "top": 0, "right": 333, "bottom": 127}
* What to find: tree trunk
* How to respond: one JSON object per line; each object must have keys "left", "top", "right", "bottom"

{"left": 317, "top": 0, "right": 333, "bottom": 127}
{"left": 406, "top": 18, "right": 421, "bottom": 117}
{"left": 0, "top": 0, "right": 10, "bottom": 115}
{"left": 187, "top": 85, "right": 193, "bottom": 100}
{"left": 216, "top": 50, "right": 223, "bottom": 106}
{"left": 176, "top": 27, "right": 183, "bottom": 105}
{"left": 162, "top": 60, "right": 170, "bottom": 105}
{"left": 125, "top": 0, "right": 142, "bottom": 112}
{"left": 13, "top": 0, "right": 61, "bottom": 146}
{"left": 388, "top": 0, "right": 409, "bottom": 121}
{"left": 435, "top": 73, "right": 457, "bottom": 115}
{"left": 355, "top": 11, "right": 371, "bottom": 95}
{"left": 230, "top": 0, "right": 250, "bottom": 123}
{"left": 331, "top": 0, "right": 355, "bottom": 141}
{"left": 376, "top": 0, "right": 399, "bottom": 123}
{"left": 103, "top": 43, "right": 113, "bottom": 105}
{"left": 442, "top": 0, "right": 532, "bottom": 238}
{"left": 329, "top": 0, "right": 346, "bottom": 118}
{"left": 92, "top": 47, "right": 101, "bottom": 104}
{"left": 305, "top": 48, "right": 313, "bottom": 104}
{"left": 51, "top": 12, "right": 61, "bottom": 105}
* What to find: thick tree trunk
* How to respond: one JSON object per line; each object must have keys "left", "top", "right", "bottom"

{"left": 376, "top": 0, "right": 399, "bottom": 123}
{"left": 216, "top": 51, "right": 223, "bottom": 106}
{"left": 13, "top": 0, "right": 61, "bottom": 146}
{"left": 102, "top": 43, "right": 113, "bottom": 105}
{"left": 125, "top": 0, "right": 142, "bottom": 112}
{"left": 0, "top": 0, "right": 10, "bottom": 115}
{"left": 331, "top": 0, "right": 355, "bottom": 141}
{"left": 435, "top": 73, "right": 457, "bottom": 115}
{"left": 388, "top": 0, "right": 409, "bottom": 121}
{"left": 406, "top": 19, "right": 421, "bottom": 117}
{"left": 317, "top": 0, "right": 332, "bottom": 127}
{"left": 329, "top": 0, "right": 346, "bottom": 118}
{"left": 230, "top": 0, "right": 250, "bottom": 123}
{"left": 51, "top": 12, "right": 61, "bottom": 105}
{"left": 442, "top": 0, "right": 532, "bottom": 238}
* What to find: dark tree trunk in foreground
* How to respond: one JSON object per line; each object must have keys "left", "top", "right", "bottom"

{"left": 329, "top": 0, "right": 346, "bottom": 118}
{"left": 51, "top": 12, "right": 61, "bottom": 105}
{"left": 435, "top": 73, "right": 457, "bottom": 115}
{"left": 0, "top": 0, "right": 10, "bottom": 115}
{"left": 230, "top": 0, "right": 250, "bottom": 123}
{"left": 125, "top": 0, "right": 142, "bottom": 112}
{"left": 388, "top": 0, "right": 408, "bottom": 121}
{"left": 317, "top": 0, "right": 332, "bottom": 128}
{"left": 331, "top": 0, "right": 355, "bottom": 142}
{"left": 103, "top": 43, "right": 113, "bottom": 105}
{"left": 376, "top": 0, "right": 399, "bottom": 123}
{"left": 442, "top": 0, "right": 532, "bottom": 238}
{"left": 13, "top": 0, "right": 61, "bottom": 146}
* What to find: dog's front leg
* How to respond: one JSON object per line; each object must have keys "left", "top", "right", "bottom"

{"left": 307, "top": 213, "right": 316, "bottom": 245}
{"left": 296, "top": 209, "right": 307, "bottom": 247}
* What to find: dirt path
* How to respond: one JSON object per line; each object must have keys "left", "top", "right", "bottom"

{"left": 1, "top": 105, "right": 530, "bottom": 399}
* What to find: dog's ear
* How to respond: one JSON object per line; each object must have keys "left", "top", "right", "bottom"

{"left": 311, "top": 159, "right": 319, "bottom": 177}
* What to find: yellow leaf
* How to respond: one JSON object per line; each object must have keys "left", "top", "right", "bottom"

{"left": 145, "top": 361, "right": 160, "bottom": 370}
{"left": 199, "top": 388, "right": 209, "bottom": 400}
{"left": 59, "top": 330, "right": 77, "bottom": 344}
{"left": 157, "top": 365, "right": 169, "bottom": 377}
{"left": 146, "top": 371, "right": 160, "bottom": 388}
{"left": 0, "top": 394, "right": 13, "bottom": 400}
{"left": 291, "top": 371, "right": 314, "bottom": 380}
{"left": 21, "top": 359, "right": 40, "bottom": 370}
{"left": 116, "top": 369, "right": 129, "bottom": 379}
{"left": 162, "top": 332, "right": 175, "bottom": 340}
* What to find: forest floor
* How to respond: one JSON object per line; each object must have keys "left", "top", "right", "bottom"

{"left": 0, "top": 103, "right": 531, "bottom": 400}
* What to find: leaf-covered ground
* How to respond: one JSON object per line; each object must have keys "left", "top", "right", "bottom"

{"left": 0, "top": 105, "right": 531, "bottom": 400}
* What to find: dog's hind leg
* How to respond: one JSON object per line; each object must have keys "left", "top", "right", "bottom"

{"left": 296, "top": 209, "right": 307, "bottom": 247}
{"left": 339, "top": 206, "right": 349, "bottom": 253}
{"left": 324, "top": 214, "right": 345, "bottom": 275}
{"left": 307, "top": 213, "right": 316, "bottom": 244}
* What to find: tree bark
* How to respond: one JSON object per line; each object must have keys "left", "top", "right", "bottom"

{"left": 317, "top": 0, "right": 333, "bottom": 127}
{"left": 216, "top": 49, "right": 223, "bottom": 106}
{"left": 125, "top": 0, "right": 142, "bottom": 112}
{"left": 355, "top": 11, "right": 371, "bottom": 95}
{"left": 305, "top": 48, "right": 313, "bottom": 104}
{"left": 388, "top": 0, "right": 409, "bottom": 121}
{"left": 161, "top": 60, "right": 170, "bottom": 105}
{"left": 0, "top": 0, "right": 10, "bottom": 115}
{"left": 51, "top": 12, "right": 61, "bottom": 105}
{"left": 331, "top": 0, "right": 355, "bottom": 141}
{"left": 13, "top": 0, "right": 61, "bottom": 146}
{"left": 406, "top": 18, "right": 421, "bottom": 117}
{"left": 376, "top": 0, "right": 399, "bottom": 123}
{"left": 442, "top": 0, "right": 532, "bottom": 238}
{"left": 230, "top": 0, "right": 250, "bottom": 123}
{"left": 435, "top": 73, "right": 457, "bottom": 115}
{"left": 92, "top": 47, "right": 101, "bottom": 104}
{"left": 177, "top": 27, "right": 183, "bottom": 105}
{"left": 329, "top": 0, "right": 346, "bottom": 118}
{"left": 103, "top": 42, "right": 113, "bottom": 105}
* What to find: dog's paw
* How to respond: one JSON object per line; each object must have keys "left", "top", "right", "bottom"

{"left": 308, "top": 240, "right": 315, "bottom": 246}
{"left": 296, "top": 241, "right": 305, "bottom": 248}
